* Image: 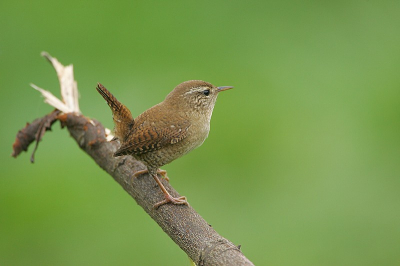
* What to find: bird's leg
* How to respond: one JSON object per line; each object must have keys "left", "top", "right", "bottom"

{"left": 131, "top": 168, "right": 169, "bottom": 183}
{"left": 151, "top": 174, "right": 188, "bottom": 209}
{"left": 156, "top": 169, "right": 170, "bottom": 182}
{"left": 130, "top": 169, "right": 147, "bottom": 184}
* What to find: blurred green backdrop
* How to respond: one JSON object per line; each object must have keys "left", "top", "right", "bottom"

{"left": 1, "top": 1, "right": 400, "bottom": 265}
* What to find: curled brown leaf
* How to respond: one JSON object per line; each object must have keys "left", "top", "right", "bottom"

{"left": 11, "top": 109, "right": 61, "bottom": 162}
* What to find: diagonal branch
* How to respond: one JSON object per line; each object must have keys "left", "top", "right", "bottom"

{"left": 12, "top": 52, "right": 254, "bottom": 266}
{"left": 59, "top": 113, "right": 253, "bottom": 265}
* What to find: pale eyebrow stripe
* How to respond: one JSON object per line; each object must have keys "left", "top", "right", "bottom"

{"left": 184, "top": 86, "right": 208, "bottom": 95}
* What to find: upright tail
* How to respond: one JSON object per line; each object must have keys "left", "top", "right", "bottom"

{"left": 96, "top": 83, "right": 134, "bottom": 141}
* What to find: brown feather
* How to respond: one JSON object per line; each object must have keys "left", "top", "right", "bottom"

{"left": 114, "top": 120, "right": 190, "bottom": 156}
{"left": 96, "top": 83, "right": 134, "bottom": 141}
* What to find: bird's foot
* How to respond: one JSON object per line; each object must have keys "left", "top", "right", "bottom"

{"left": 156, "top": 169, "right": 169, "bottom": 182}
{"left": 150, "top": 173, "right": 189, "bottom": 209}
{"left": 130, "top": 169, "right": 148, "bottom": 184}
{"left": 153, "top": 194, "right": 189, "bottom": 209}
{"left": 131, "top": 168, "right": 169, "bottom": 183}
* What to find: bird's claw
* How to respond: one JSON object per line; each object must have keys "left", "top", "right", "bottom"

{"left": 153, "top": 195, "right": 188, "bottom": 209}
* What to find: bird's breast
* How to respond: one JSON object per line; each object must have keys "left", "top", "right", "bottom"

{"left": 186, "top": 117, "right": 210, "bottom": 150}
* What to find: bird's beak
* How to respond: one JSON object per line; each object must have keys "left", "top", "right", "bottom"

{"left": 217, "top": 86, "right": 234, "bottom": 92}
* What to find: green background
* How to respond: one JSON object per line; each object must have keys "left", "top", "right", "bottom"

{"left": 1, "top": 1, "right": 400, "bottom": 265}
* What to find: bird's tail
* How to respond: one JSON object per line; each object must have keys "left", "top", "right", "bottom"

{"left": 96, "top": 83, "right": 134, "bottom": 141}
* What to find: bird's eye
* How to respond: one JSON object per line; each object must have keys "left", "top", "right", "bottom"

{"left": 202, "top": 89, "right": 210, "bottom": 96}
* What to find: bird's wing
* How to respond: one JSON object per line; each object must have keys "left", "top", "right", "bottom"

{"left": 114, "top": 120, "right": 191, "bottom": 156}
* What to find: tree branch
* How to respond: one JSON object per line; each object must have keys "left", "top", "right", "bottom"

{"left": 12, "top": 53, "right": 254, "bottom": 266}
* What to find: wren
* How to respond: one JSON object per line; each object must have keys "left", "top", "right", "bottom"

{"left": 96, "top": 80, "right": 233, "bottom": 208}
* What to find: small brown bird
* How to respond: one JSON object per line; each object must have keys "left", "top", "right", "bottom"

{"left": 96, "top": 80, "right": 233, "bottom": 208}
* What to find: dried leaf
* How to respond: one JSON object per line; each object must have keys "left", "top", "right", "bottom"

{"left": 41, "top": 52, "right": 80, "bottom": 113}
{"left": 13, "top": 52, "right": 81, "bottom": 162}
{"left": 11, "top": 110, "right": 61, "bottom": 162}
{"left": 31, "top": 83, "right": 72, "bottom": 113}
